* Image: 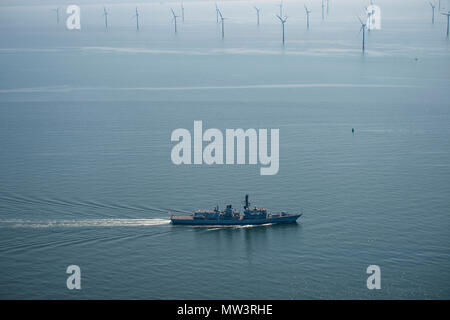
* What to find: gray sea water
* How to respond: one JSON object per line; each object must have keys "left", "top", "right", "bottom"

{"left": 1, "top": 0, "right": 450, "bottom": 299}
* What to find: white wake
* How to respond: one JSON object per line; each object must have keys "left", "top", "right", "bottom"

{"left": 0, "top": 218, "right": 171, "bottom": 228}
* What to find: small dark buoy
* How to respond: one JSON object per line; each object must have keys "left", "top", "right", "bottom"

{"left": 352, "top": 128, "right": 354, "bottom": 133}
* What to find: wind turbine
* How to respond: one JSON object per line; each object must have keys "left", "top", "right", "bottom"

{"left": 218, "top": 9, "right": 226, "bottom": 39}
{"left": 171, "top": 8, "right": 180, "bottom": 34}
{"left": 304, "top": 5, "right": 311, "bottom": 30}
{"left": 429, "top": 2, "right": 436, "bottom": 24}
{"left": 133, "top": 7, "right": 140, "bottom": 30}
{"left": 254, "top": 7, "right": 261, "bottom": 26}
{"left": 358, "top": 16, "right": 367, "bottom": 52}
{"left": 321, "top": 0, "right": 325, "bottom": 20}
{"left": 52, "top": 8, "right": 59, "bottom": 24}
{"left": 181, "top": 2, "right": 185, "bottom": 22}
{"left": 442, "top": 10, "right": 450, "bottom": 38}
{"left": 327, "top": 0, "right": 330, "bottom": 15}
{"left": 276, "top": 15, "right": 287, "bottom": 45}
{"left": 103, "top": 7, "right": 109, "bottom": 29}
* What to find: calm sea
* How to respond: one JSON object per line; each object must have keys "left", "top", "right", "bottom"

{"left": 0, "top": 0, "right": 449, "bottom": 299}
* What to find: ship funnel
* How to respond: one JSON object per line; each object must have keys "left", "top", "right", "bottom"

{"left": 245, "top": 194, "right": 249, "bottom": 209}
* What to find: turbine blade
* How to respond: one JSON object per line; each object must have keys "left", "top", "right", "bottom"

{"left": 357, "top": 16, "right": 364, "bottom": 25}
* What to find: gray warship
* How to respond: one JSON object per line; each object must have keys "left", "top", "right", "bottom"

{"left": 170, "top": 195, "right": 302, "bottom": 226}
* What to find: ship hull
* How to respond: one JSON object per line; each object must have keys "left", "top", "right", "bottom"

{"left": 171, "top": 214, "right": 301, "bottom": 226}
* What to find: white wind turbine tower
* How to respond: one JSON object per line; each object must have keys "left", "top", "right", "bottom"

{"left": 218, "top": 9, "right": 226, "bottom": 39}
{"left": 429, "top": 2, "right": 436, "bottom": 24}
{"left": 358, "top": 16, "right": 367, "bottom": 52}
{"left": 181, "top": 2, "right": 185, "bottom": 22}
{"left": 442, "top": 10, "right": 450, "bottom": 38}
{"left": 133, "top": 7, "right": 140, "bottom": 31}
{"left": 103, "top": 7, "right": 109, "bottom": 29}
{"left": 276, "top": 14, "right": 288, "bottom": 45}
{"left": 327, "top": 0, "right": 330, "bottom": 15}
{"left": 254, "top": 7, "right": 261, "bottom": 26}
{"left": 52, "top": 8, "right": 59, "bottom": 24}
{"left": 304, "top": 5, "right": 311, "bottom": 30}
{"left": 171, "top": 8, "right": 180, "bottom": 34}
{"left": 321, "top": 0, "right": 325, "bottom": 20}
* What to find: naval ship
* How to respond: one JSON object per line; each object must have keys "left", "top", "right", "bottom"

{"left": 170, "top": 195, "right": 302, "bottom": 226}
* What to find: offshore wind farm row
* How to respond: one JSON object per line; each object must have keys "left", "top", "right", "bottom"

{"left": 49, "top": 1, "right": 450, "bottom": 52}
